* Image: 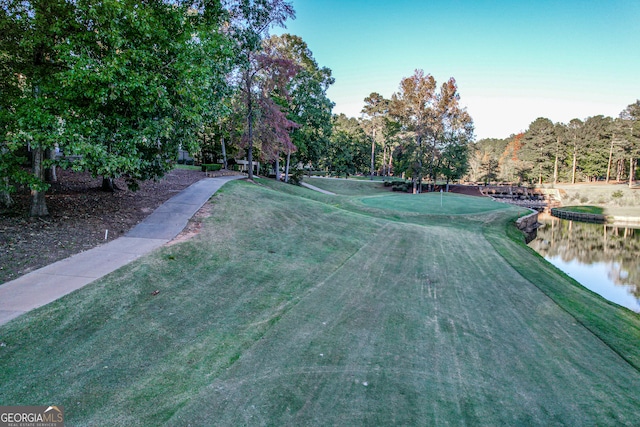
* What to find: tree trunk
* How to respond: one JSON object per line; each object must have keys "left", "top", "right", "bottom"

{"left": 275, "top": 155, "right": 281, "bottom": 181}
{"left": 285, "top": 150, "right": 291, "bottom": 183}
{"left": 246, "top": 71, "right": 254, "bottom": 181}
{"left": 631, "top": 157, "right": 636, "bottom": 188}
{"left": 571, "top": 145, "right": 577, "bottom": 184}
{"left": 382, "top": 145, "right": 387, "bottom": 177}
{"left": 1, "top": 177, "right": 13, "bottom": 207}
{"left": 606, "top": 137, "right": 614, "bottom": 183}
{"left": 45, "top": 147, "right": 57, "bottom": 183}
{"left": 617, "top": 159, "right": 624, "bottom": 181}
{"left": 29, "top": 146, "right": 49, "bottom": 217}
{"left": 553, "top": 137, "right": 559, "bottom": 185}
{"left": 370, "top": 128, "right": 376, "bottom": 180}
{"left": 221, "top": 134, "right": 228, "bottom": 170}
{"left": 538, "top": 162, "right": 542, "bottom": 185}
{"left": 102, "top": 177, "right": 115, "bottom": 192}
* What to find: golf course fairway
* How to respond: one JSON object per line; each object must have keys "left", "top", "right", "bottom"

{"left": 1, "top": 178, "right": 639, "bottom": 426}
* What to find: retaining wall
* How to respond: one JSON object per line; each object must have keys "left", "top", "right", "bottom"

{"left": 515, "top": 210, "right": 539, "bottom": 233}
{"left": 550, "top": 208, "right": 606, "bottom": 224}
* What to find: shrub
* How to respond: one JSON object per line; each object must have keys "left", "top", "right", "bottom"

{"left": 289, "top": 169, "right": 304, "bottom": 185}
{"left": 391, "top": 181, "right": 411, "bottom": 192}
{"left": 612, "top": 190, "right": 624, "bottom": 199}
{"left": 201, "top": 163, "right": 222, "bottom": 172}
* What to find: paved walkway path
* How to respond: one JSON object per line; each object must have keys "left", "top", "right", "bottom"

{"left": 0, "top": 175, "right": 243, "bottom": 326}
{"left": 300, "top": 182, "right": 336, "bottom": 195}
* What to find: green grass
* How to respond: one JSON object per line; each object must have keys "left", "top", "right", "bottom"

{"left": 358, "top": 193, "right": 510, "bottom": 215}
{"left": 559, "top": 205, "right": 605, "bottom": 215}
{"left": 305, "top": 177, "right": 391, "bottom": 196}
{"left": 173, "top": 164, "right": 200, "bottom": 170}
{"left": 554, "top": 182, "right": 640, "bottom": 216}
{"left": 1, "top": 179, "right": 640, "bottom": 425}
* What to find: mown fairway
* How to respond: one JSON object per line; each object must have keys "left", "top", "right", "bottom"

{"left": 1, "top": 179, "right": 640, "bottom": 426}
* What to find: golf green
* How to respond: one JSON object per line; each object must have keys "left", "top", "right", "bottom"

{"left": 359, "top": 192, "right": 511, "bottom": 215}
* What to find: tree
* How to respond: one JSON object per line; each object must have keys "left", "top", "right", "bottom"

{"left": 390, "top": 70, "right": 437, "bottom": 193}
{"left": 580, "top": 115, "right": 612, "bottom": 182}
{"left": 390, "top": 70, "right": 472, "bottom": 193}
{"left": 263, "top": 34, "right": 334, "bottom": 179}
{"left": 432, "top": 77, "right": 474, "bottom": 189}
{"left": 619, "top": 101, "right": 640, "bottom": 187}
{"left": 228, "top": 0, "right": 295, "bottom": 180}
{"left": 438, "top": 134, "right": 469, "bottom": 190}
{"left": 381, "top": 117, "right": 402, "bottom": 176}
{"left": 520, "top": 118, "right": 557, "bottom": 184}
{"left": 566, "top": 119, "right": 583, "bottom": 184}
{"left": 361, "top": 92, "right": 389, "bottom": 180}
{"left": 58, "top": 0, "right": 233, "bottom": 191}
{"left": 498, "top": 133, "right": 524, "bottom": 183}
{"left": 0, "top": 0, "right": 78, "bottom": 216}
{"left": 1, "top": 0, "right": 236, "bottom": 215}
{"left": 326, "top": 114, "right": 369, "bottom": 177}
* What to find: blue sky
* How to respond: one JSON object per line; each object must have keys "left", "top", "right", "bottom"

{"left": 275, "top": 0, "right": 640, "bottom": 139}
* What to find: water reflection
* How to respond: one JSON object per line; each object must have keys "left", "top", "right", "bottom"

{"left": 529, "top": 214, "right": 640, "bottom": 312}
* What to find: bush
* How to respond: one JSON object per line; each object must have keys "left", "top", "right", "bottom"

{"left": 612, "top": 190, "right": 624, "bottom": 199}
{"left": 391, "top": 181, "right": 411, "bottom": 192}
{"left": 289, "top": 169, "right": 304, "bottom": 185}
{"left": 201, "top": 164, "right": 222, "bottom": 172}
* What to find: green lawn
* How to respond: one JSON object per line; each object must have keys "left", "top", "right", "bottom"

{"left": 358, "top": 193, "right": 510, "bottom": 215}
{"left": 559, "top": 205, "right": 605, "bottom": 215}
{"left": 1, "top": 179, "right": 639, "bottom": 425}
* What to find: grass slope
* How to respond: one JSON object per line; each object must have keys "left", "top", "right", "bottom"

{"left": 1, "top": 180, "right": 639, "bottom": 426}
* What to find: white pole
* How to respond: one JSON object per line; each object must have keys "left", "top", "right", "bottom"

{"left": 440, "top": 189, "right": 443, "bottom": 207}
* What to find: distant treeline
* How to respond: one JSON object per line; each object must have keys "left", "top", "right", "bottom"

{"left": 467, "top": 102, "right": 640, "bottom": 186}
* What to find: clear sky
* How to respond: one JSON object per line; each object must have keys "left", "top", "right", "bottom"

{"left": 274, "top": 0, "right": 640, "bottom": 140}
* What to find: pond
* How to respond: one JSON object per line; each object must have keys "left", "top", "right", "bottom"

{"left": 528, "top": 214, "right": 640, "bottom": 313}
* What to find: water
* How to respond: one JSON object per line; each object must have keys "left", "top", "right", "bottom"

{"left": 528, "top": 214, "right": 640, "bottom": 312}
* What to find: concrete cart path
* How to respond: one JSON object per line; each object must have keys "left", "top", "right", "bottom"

{"left": 300, "top": 181, "right": 336, "bottom": 195}
{"left": 0, "top": 175, "right": 244, "bottom": 326}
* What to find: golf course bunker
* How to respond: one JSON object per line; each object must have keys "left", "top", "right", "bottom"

{"left": 360, "top": 193, "right": 511, "bottom": 215}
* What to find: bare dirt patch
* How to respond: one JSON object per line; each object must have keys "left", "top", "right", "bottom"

{"left": 0, "top": 168, "right": 217, "bottom": 284}
{"left": 166, "top": 201, "right": 215, "bottom": 247}
{"left": 449, "top": 184, "right": 484, "bottom": 197}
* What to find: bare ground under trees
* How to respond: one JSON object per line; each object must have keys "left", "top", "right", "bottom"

{"left": 0, "top": 168, "right": 214, "bottom": 284}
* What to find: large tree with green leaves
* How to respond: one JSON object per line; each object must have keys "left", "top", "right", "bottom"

{"left": 1, "top": 0, "right": 235, "bottom": 216}
{"left": 390, "top": 70, "right": 473, "bottom": 193}
{"left": 228, "top": 0, "right": 295, "bottom": 180}
{"left": 361, "top": 92, "right": 389, "bottom": 180}
{"left": 0, "top": 0, "right": 78, "bottom": 216}
{"left": 619, "top": 100, "right": 640, "bottom": 187}
{"left": 59, "top": 0, "right": 234, "bottom": 191}
{"left": 580, "top": 115, "right": 613, "bottom": 182}
{"left": 325, "top": 114, "right": 369, "bottom": 177}
{"left": 263, "top": 34, "right": 334, "bottom": 180}
{"left": 520, "top": 117, "right": 557, "bottom": 184}
{"left": 390, "top": 70, "right": 436, "bottom": 192}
